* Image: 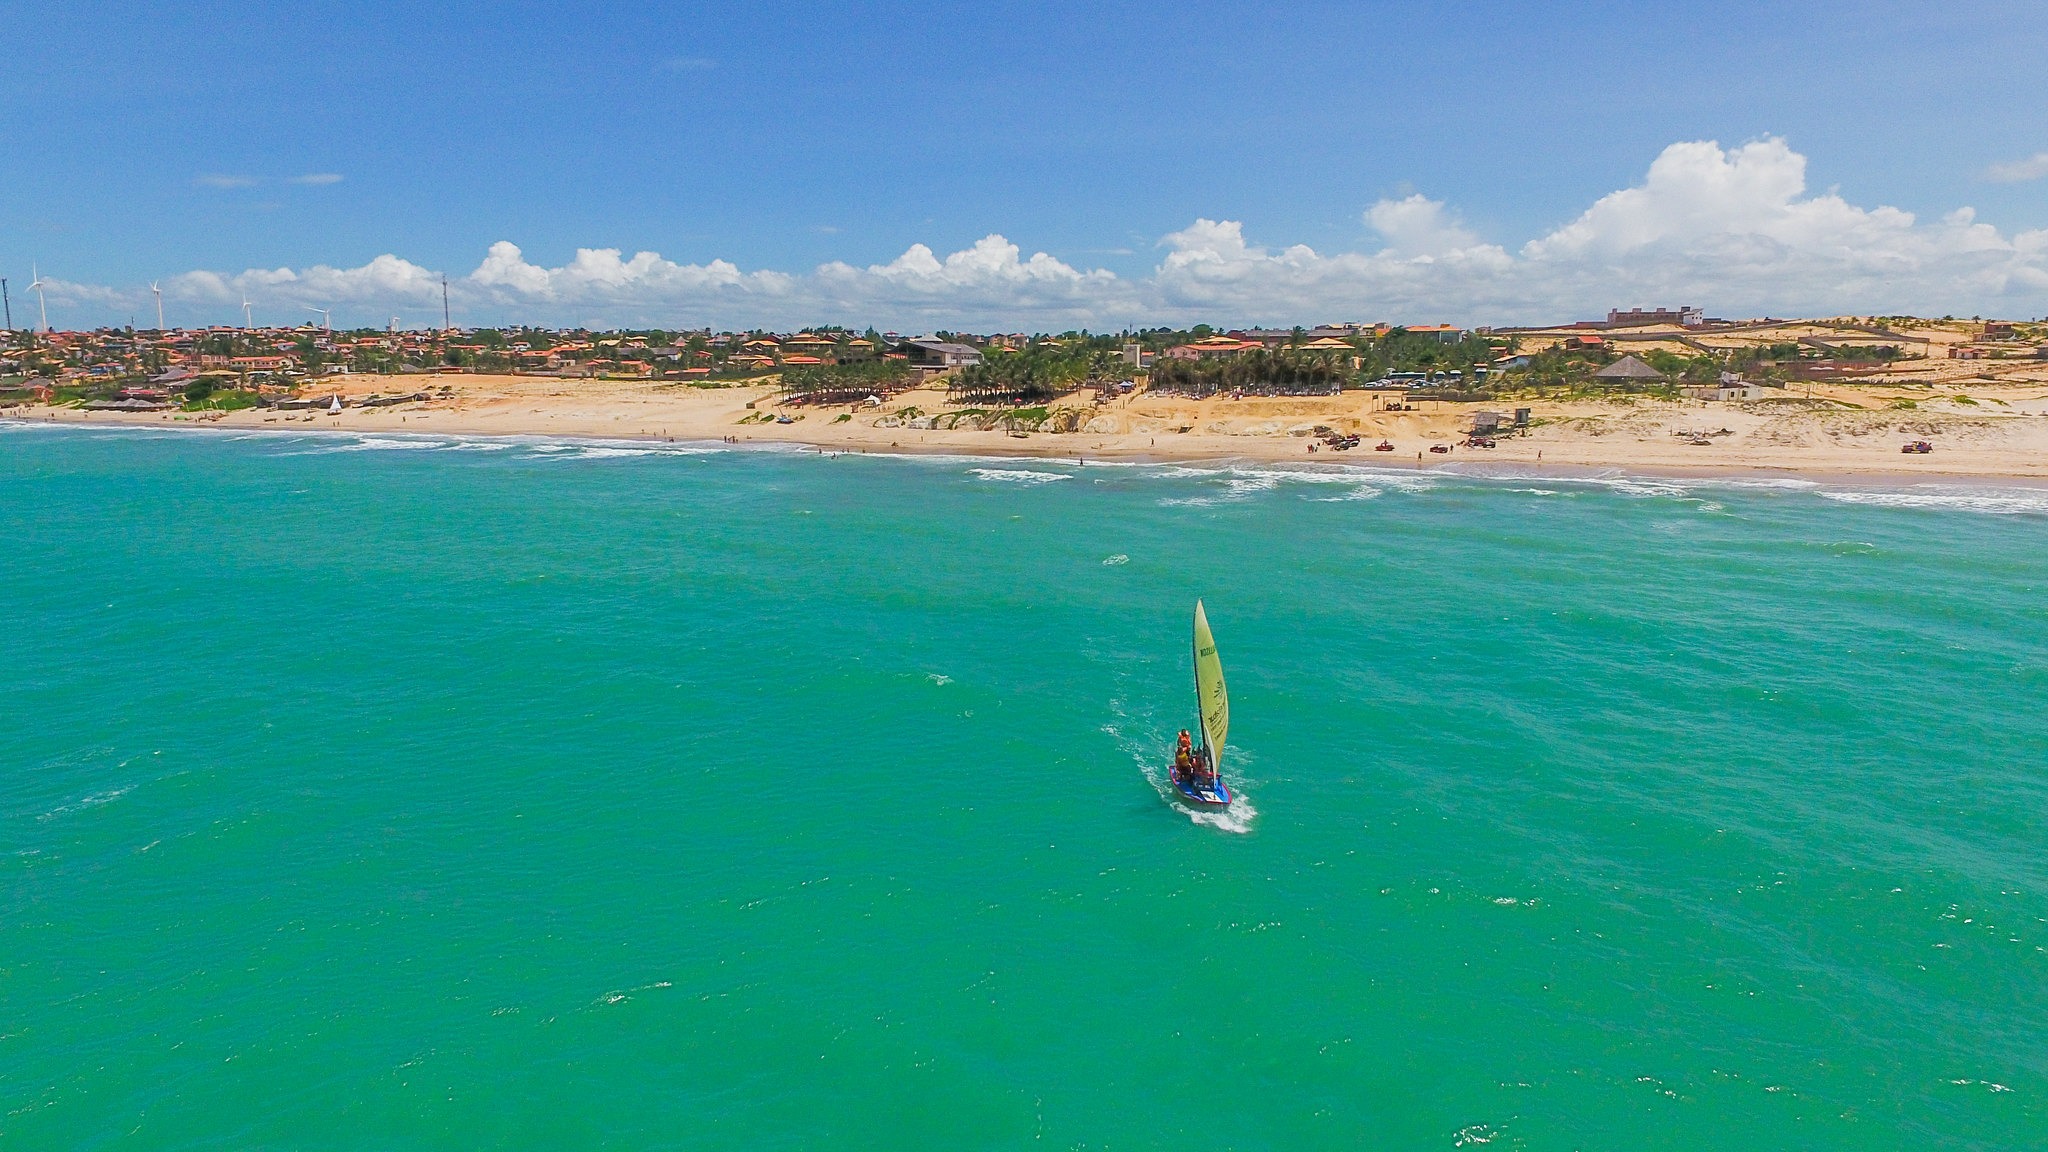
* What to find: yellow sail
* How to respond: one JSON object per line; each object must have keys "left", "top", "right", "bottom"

{"left": 1192, "top": 600, "right": 1229, "bottom": 774}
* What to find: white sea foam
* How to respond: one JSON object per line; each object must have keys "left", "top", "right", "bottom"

{"left": 1101, "top": 708, "right": 1257, "bottom": 835}
{"left": 1819, "top": 486, "right": 2048, "bottom": 515}
{"left": 481, "top": 436, "right": 728, "bottom": 460}
{"left": 1604, "top": 478, "right": 1692, "bottom": 500}
{"left": 1182, "top": 787, "right": 1258, "bottom": 835}
{"left": 266, "top": 429, "right": 735, "bottom": 459}
{"left": 968, "top": 467, "right": 1072, "bottom": 484}
{"left": 1157, "top": 462, "right": 1432, "bottom": 506}
{"left": 1305, "top": 486, "right": 1384, "bottom": 502}
{"left": 38, "top": 786, "right": 133, "bottom": 822}
{"left": 322, "top": 436, "right": 450, "bottom": 452}
{"left": 26, "top": 417, "right": 2048, "bottom": 520}
{"left": 531, "top": 445, "right": 661, "bottom": 460}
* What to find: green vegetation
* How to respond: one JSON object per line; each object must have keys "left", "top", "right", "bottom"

{"left": 781, "top": 360, "right": 910, "bottom": 400}
{"left": 1493, "top": 345, "right": 1620, "bottom": 395}
{"left": 950, "top": 345, "right": 1127, "bottom": 405}
{"left": 1149, "top": 349, "right": 1347, "bottom": 397}
{"left": 1361, "top": 329, "right": 1501, "bottom": 380}
{"left": 1640, "top": 349, "right": 1720, "bottom": 380}
{"left": 1833, "top": 344, "right": 1904, "bottom": 363}
{"left": 183, "top": 389, "right": 258, "bottom": 412}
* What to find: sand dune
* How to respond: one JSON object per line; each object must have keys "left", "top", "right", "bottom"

{"left": 22, "top": 364, "right": 2048, "bottom": 480}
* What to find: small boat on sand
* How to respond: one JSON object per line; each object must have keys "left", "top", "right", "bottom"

{"left": 1169, "top": 601, "right": 1233, "bottom": 809}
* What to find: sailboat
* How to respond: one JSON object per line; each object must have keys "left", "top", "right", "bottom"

{"left": 1170, "top": 600, "right": 1233, "bottom": 809}
{"left": 327, "top": 395, "right": 343, "bottom": 415}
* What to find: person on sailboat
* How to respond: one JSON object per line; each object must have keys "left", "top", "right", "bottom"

{"left": 1174, "top": 730, "right": 1194, "bottom": 779}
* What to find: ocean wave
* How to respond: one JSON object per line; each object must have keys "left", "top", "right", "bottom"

{"left": 968, "top": 467, "right": 1073, "bottom": 484}
{"left": 25, "top": 419, "right": 2048, "bottom": 519}
{"left": 285, "top": 432, "right": 736, "bottom": 460}
{"left": 1818, "top": 486, "right": 2048, "bottom": 515}
{"left": 1154, "top": 462, "right": 1436, "bottom": 506}
{"left": 38, "top": 785, "right": 133, "bottom": 822}
{"left": 317, "top": 436, "right": 451, "bottom": 452}
{"left": 537, "top": 442, "right": 730, "bottom": 460}
{"left": 529, "top": 445, "right": 665, "bottom": 460}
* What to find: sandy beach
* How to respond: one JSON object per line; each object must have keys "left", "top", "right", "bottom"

{"left": 16, "top": 360, "right": 2048, "bottom": 481}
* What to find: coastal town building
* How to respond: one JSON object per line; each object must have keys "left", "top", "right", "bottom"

{"left": 10, "top": 316, "right": 2037, "bottom": 412}
{"left": 1297, "top": 336, "right": 1356, "bottom": 353}
{"left": 1164, "top": 336, "right": 1262, "bottom": 361}
{"left": 1607, "top": 306, "right": 1705, "bottom": 328}
{"left": 781, "top": 333, "right": 840, "bottom": 361}
{"left": 1684, "top": 372, "right": 1770, "bottom": 401}
{"left": 899, "top": 339, "right": 983, "bottom": 369}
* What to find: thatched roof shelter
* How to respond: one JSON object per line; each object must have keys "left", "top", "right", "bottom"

{"left": 1593, "top": 354, "right": 1667, "bottom": 381}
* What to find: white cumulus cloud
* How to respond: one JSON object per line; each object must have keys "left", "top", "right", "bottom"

{"left": 1366, "top": 194, "right": 1488, "bottom": 258}
{"left": 34, "top": 138, "right": 2048, "bottom": 329}
{"left": 1985, "top": 151, "right": 2048, "bottom": 184}
{"left": 1144, "top": 138, "right": 2046, "bottom": 323}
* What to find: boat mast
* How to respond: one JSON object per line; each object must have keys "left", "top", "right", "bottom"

{"left": 1192, "top": 600, "right": 1205, "bottom": 762}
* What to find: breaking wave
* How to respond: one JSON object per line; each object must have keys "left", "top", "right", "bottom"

{"left": 968, "top": 468, "right": 1073, "bottom": 484}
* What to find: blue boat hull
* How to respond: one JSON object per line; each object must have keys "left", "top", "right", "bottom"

{"left": 1170, "top": 772, "right": 1232, "bottom": 809}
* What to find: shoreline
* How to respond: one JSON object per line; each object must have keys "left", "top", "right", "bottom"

{"left": 15, "top": 409, "right": 2048, "bottom": 493}
{"left": 11, "top": 368, "right": 2048, "bottom": 484}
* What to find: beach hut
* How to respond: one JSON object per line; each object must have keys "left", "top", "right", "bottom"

{"left": 1592, "top": 354, "right": 1667, "bottom": 384}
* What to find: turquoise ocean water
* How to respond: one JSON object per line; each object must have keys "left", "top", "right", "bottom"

{"left": 5, "top": 423, "right": 2046, "bottom": 1149}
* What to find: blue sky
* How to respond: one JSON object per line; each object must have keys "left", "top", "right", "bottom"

{"left": 5, "top": 0, "right": 2046, "bottom": 329}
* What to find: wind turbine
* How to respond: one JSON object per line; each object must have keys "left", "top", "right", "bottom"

{"left": 308, "top": 307, "right": 331, "bottom": 334}
{"left": 29, "top": 264, "right": 49, "bottom": 332}
{"left": 242, "top": 297, "right": 253, "bottom": 329}
{"left": 151, "top": 282, "right": 165, "bottom": 331}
